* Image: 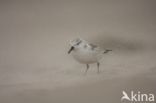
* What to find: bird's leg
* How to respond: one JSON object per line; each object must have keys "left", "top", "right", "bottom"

{"left": 85, "top": 64, "right": 89, "bottom": 75}
{"left": 97, "top": 62, "right": 100, "bottom": 74}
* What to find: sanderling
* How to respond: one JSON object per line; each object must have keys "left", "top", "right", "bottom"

{"left": 68, "top": 38, "right": 112, "bottom": 74}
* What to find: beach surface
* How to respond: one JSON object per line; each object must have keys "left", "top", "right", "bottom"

{"left": 0, "top": 0, "right": 156, "bottom": 103}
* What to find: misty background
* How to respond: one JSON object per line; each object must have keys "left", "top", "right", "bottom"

{"left": 0, "top": 0, "right": 156, "bottom": 103}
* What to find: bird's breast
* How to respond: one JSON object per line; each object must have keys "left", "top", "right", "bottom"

{"left": 71, "top": 49, "right": 103, "bottom": 64}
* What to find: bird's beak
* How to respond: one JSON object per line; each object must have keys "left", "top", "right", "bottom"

{"left": 68, "top": 46, "right": 74, "bottom": 54}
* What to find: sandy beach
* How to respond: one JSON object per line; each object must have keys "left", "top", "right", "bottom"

{"left": 0, "top": 0, "right": 156, "bottom": 103}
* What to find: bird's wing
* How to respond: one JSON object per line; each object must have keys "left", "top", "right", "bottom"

{"left": 89, "top": 43, "right": 98, "bottom": 50}
{"left": 103, "top": 49, "right": 112, "bottom": 53}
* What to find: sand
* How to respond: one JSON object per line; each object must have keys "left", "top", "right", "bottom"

{"left": 0, "top": 0, "right": 156, "bottom": 103}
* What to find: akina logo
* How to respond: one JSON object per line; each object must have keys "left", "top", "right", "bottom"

{"left": 121, "top": 91, "right": 155, "bottom": 103}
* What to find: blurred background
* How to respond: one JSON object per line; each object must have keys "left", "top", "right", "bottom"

{"left": 0, "top": 0, "right": 156, "bottom": 103}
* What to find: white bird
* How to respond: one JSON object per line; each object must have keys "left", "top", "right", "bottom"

{"left": 68, "top": 38, "right": 112, "bottom": 74}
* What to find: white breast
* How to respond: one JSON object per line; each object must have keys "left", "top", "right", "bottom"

{"left": 71, "top": 47, "right": 103, "bottom": 64}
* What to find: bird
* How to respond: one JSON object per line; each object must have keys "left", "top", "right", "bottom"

{"left": 68, "top": 38, "right": 112, "bottom": 74}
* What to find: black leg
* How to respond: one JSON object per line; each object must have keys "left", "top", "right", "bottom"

{"left": 85, "top": 64, "right": 89, "bottom": 75}
{"left": 97, "top": 62, "right": 100, "bottom": 74}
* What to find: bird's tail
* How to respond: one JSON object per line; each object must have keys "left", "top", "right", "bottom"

{"left": 103, "top": 49, "right": 112, "bottom": 54}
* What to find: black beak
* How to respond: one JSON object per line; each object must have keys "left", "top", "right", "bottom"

{"left": 68, "top": 46, "right": 74, "bottom": 54}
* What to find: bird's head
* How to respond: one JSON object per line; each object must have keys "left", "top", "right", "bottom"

{"left": 68, "top": 38, "right": 83, "bottom": 54}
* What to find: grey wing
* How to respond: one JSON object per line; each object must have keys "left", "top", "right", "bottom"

{"left": 89, "top": 43, "right": 98, "bottom": 50}
{"left": 103, "top": 49, "right": 112, "bottom": 53}
{"left": 89, "top": 43, "right": 103, "bottom": 53}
